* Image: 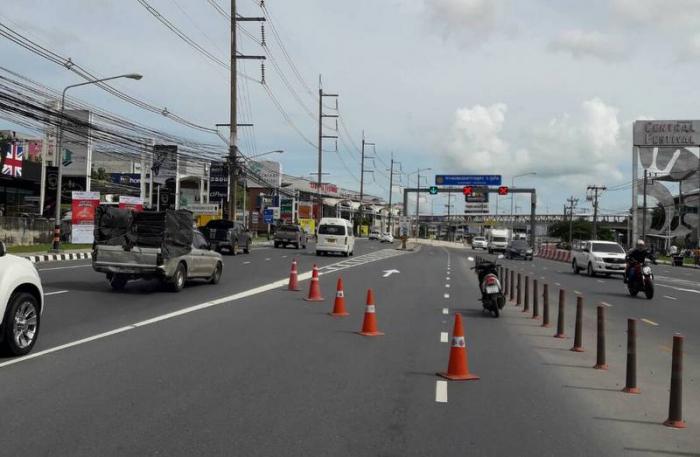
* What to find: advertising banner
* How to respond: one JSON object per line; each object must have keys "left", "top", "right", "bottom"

{"left": 209, "top": 162, "right": 228, "bottom": 202}
{"left": 299, "top": 218, "right": 315, "bottom": 235}
{"left": 62, "top": 109, "right": 92, "bottom": 178}
{"left": 71, "top": 191, "right": 100, "bottom": 243}
{"left": 110, "top": 173, "right": 141, "bottom": 187}
{"left": 118, "top": 195, "right": 144, "bottom": 212}
{"left": 152, "top": 144, "right": 177, "bottom": 185}
{"left": 298, "top": 202, "right": 313, "bottom": 219}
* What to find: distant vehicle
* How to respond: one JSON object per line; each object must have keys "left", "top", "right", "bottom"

{"left": 380, "top": 232, "right": 394, "bottom": 243}
{"left": 201, "top": 219, "right": 250, "bottom": 255}
{"left": 513, "top": 233, "right": 527, "bottom": 241}
{"left": 0, "top": 241, "right": 43, "bottom": 356}
{"left": 274, "top": 224, "right": 307, "bottom": 249}
{"left": 504, "top": 239, "right": 533, "bottom": 260}
{"left": 472, "top": 236, "right": 488, "bottom": 249}
{"left": 571, "top": 240, "right": 626, "bottom": 277}
{"left": 316, "top": 217, "right": 354, "bottom": 256}
{"left": 487, "top": 228, "right": 511, "bottom": 254}
{"left": 369, "top": 229, "right": 381, "bottom": 240}
{"left": 472, "top": 259, "right": 505, "bottom": 317}
{"left": 92, "top": 207, "right": 223, "bottom": 292}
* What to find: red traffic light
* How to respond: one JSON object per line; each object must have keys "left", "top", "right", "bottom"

{"left": 462, "top": 186, "right": 473, "bottom": 196}
{"left": 498, "top": 186, "right": 509, "bottom": 195}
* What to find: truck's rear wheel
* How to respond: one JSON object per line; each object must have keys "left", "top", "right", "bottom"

{"left": 108, "top": 274, "right": 128, "bottom": 290}
{"left": 169, "top": 263, "right": 187, "bottom": 292}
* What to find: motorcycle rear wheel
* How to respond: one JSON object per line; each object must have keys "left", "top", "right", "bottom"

{"left": 645, "top": 282, "right": 654, "bottom": 299}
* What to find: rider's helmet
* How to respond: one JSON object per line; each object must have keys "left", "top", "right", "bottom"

{"left": 636, "top": 239, "right": 645, "bottom": 248}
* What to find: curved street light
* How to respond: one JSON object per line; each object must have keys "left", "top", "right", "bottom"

{"left": 52, "top": 73, "right": 143, "bottom": 251}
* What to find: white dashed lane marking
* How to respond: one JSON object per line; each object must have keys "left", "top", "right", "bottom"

{"left": 435, "top": 380, "right": 448, "bottom": 403}
{"left": 442, "top": 308, "right": 449, "bottom": 314}
{"left": 440, "top": 332, "right": 449, "bottom": 343}
{"left": 641, "top": 318, "right": 659, "bottom": 327}
{"left": 664, "top": 295, "right": 678, "bottom": 300}
{"left": 444, "top": 293, "right": 450, "bottom": 299}
{"left": 44, "top": 290, "right": 69, "bottom": 296}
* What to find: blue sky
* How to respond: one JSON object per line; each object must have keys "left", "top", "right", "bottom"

{"left": 2, "top": 0, "right": 700, "bottom": 215}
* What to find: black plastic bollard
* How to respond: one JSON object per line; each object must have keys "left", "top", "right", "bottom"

{"left": 532, "top": 279, "right": 539, "bottom": 319}
{"left": 554, "top": 289, "right": 565, "bottom": 338}
{"left": 663, "top": 334, "right": 686, "bottom": 428}
{"left": 523, "top": 276, "right": 530, "bottom": 312}
{"left": 622, "top": 319, "right": 639, "bottom": 394}
{"left": 593, "top": 305, "right": 607, "bottom": 369}
{"left": 542, "top": 284, "right": 550, "bottom": 327}
{"left": 510, "top": 270, "right": 515, "bottom": 303}
{"left": 516, "top": 273, "right": 522, "bottom": 306}
{"left": 571, "top": 295, "right": 584, "bottom": 352}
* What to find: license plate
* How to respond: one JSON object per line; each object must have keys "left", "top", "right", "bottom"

{"left": 327, "top": 238, "right": 336, "bottom": 243}
{"left": 486, "top": 285, "right": 499, "bottom": 294}
{"left": 610, "top": 265, "right": 623, "bottom": 270}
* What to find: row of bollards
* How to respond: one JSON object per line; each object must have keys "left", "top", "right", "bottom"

{"left": 499, "top": 264, "right": 686, "bottom": 429}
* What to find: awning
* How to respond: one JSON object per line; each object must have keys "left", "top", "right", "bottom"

{"left": 323, "top": 197, "right": 341, "bottom": 206}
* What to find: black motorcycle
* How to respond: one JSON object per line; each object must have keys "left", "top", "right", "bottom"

{"left": 472, "top": 260, "right": 506, "bottom": 317}
{"left": 627, "top": 259, "right": 654, "bottom": 299}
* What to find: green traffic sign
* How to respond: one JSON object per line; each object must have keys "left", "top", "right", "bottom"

{"left": 429, "top": 186, "right": 439, "bottom": 195}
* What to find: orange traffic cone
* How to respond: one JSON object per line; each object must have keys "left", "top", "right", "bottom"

{"left": 329, "top": 277, "right": 349, "bottom": 317}
{"left": 437, "top": 313, "right": 479, "bottom": 381}
{"left": 287, "top": 259, "right": 300, "bottom": 291}
{"left": 357, "top": 289, "right": 384, "bottom": 336}
{"left": 304, "top": 264, "right": 324, "bottom": 302}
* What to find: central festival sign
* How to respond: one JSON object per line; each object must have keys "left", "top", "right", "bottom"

{"left": 435, "top": 175, "right": 502, "bottom": 186}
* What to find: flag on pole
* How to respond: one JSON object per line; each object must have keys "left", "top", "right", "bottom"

{"left": 2, "top": 142, "right": 24, "bottom": 177}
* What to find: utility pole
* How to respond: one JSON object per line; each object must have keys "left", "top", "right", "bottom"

{"left": 587, "top": 185, "right": 606, "bottom": 240}
{"left": 387, "top": 153, "right": 398, "bottom": 234}
{"left": 566, "top": 196, "right": 579, "bottom": 244}
{"left": 358, "top": 130, "right": 375, "bottom": 236}
{"left": 642, "top": 170, "right": 648, "bottom": 242}
{"left": 316, "top": 75, "right": 338, "bottom": 224}
{"left": 446, "top": 190, "right": 452, "bottom": 241}
{"left": 228, "top": 0, "right": 265, "bottom": 222}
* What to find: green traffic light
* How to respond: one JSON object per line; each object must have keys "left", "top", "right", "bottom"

{"left": 429, "top": 186, "right": 438, "bottom": 195}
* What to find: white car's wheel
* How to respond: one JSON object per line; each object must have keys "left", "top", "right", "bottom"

{"left": 1, "top": 292, "right": 40, "bottom": 356}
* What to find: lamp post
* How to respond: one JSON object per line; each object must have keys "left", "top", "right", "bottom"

{"left": 510, "top": 172, "right": 536, "bottom": 232}
{"left": 407, "top": 168, "right": 431, "bottom": 238}
{"left": 52, "top": 74, "right": 142, "bottom": 251}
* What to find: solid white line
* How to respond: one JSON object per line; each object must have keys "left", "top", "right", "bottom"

{"left": 664, "top": 295, "right": 678, "bottom": 301}
{"left": 37, "top": 264, "right": 91, "bottom": 272}
{"left": 600, "top": 302, "right": 613, "bottom": 307}
{"left": 440, "top": 332, "right": 449, "bottom": 343}
{"left": 641, "top": 318, "right": 659, "bottom": 327}
{"left": 444, "top": 293, "right": 450, "bottom": 299}
{"left": 445, "top": 284, "right": 450, "bottom": 288}
{"left": 243, "top": 261, "right": 251, "bottom": 264}
{"left": 44, "top": 290, "right": 69, "bottom": 296}
{"left": 597, "top": 280, "right": 605, "bottom": 284}
{"left": 435, "top": 380, "right": 448, "bottom": 403}
{"left": 442, "top": 307, "right": 449, "bottom": 314}
{"left": 656, "top": 283, "right": 700, "bottom": 295}
{"left": 265, "top": 258, "right": 271, "bottom": 261}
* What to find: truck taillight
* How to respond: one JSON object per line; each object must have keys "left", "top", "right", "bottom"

{"left": 156, "top": 253, "right": 164, "bottom": 266}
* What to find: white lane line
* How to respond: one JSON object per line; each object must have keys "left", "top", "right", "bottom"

{"left": 445, "top": 284, "right": 450, "bottom": 288}
{"left": 555, "top": 282, "right": 560, "bottom": 286}
{"left": 543, "top": 267, "right": 548, "bottom": 270}
{"left": 656, "top": 283, "right": 700, "bottom": 295}
{"left": 597, "top": 280, "right": 605, "bottom": 284}
{"left": 44, "top": 290, "right": 69, "bottom": 296}
{"left": 282, "top": 255, "right": 288, "bottom": 258}
{"left": 664, "top": 295, "right": 678, "bottom": 301}
{"left": 442, "top": 308, "right": 449, "bottom": 314}
{"left": 444, "top": 293, "right": 450, "bottom": 299}
{"left": 601, "top": 302, "right": 613, "bottom": 307}
{"left": 243, "top": 261, "right": 251, "bottom": 264}
{"left": 440, "top": 332, "right": 449, "bottom": 343}
{"left": 265, "top": 258, "right": 271, "bottom": 261}
{"left": 38, "top": 264, "right": 91, "bottom": 272}
{"left": 574, "top": 290, "right": 582, "bottom": 295}
{"left": 540, "top": 276, "right": 545, "bottom": 280}
{"left": 641, "top": 318, "right": 659, "bottom": 327}
{"left": 435, "top": 380, "right": 448, "bottom": 403}
{"left": 446, "top": 277, "right": 450, "bottom": 281}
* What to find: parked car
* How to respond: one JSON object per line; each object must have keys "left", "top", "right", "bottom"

{"left": 571, "top": 240, "right": 627, "bottom": 277}
{"left": 201, "top": 219, "right": 251, "bottom": 255}
{"left": 316, "top": 217, "right": 354, "bottom": 256}
{"left": 92, "top": 207, "right": 224, "bottom": 292}
{"left": 472, "top": 236, "right": 488, "bottom": 249}
{"left": 380, "top": 232, "right": 394, "bottom": 243}
{"left": 274, "top": 224, "right": 307, "bottom": 249}
{"left": 0, "top": 241, "right": 43, "bottom": 356}
{"left": 369, "top": 229, "right": 381, "bottom": 240}
{"left": 504, "top": 239, "right": 533, "bottom": 260}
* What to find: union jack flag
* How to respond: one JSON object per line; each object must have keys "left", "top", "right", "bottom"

{"left": 2, "top": 143, "right": 24, "bottom": 177}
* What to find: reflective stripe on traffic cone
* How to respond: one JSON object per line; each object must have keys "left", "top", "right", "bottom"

{"left": 330, "top": 277, "right": 349, "bottom": 317}
{"left": 287, "top": 260, "right": 300, "bottom": 291}
{"left": 304, "top": 264, "right": 324, "bottom": 302}
{"left": 357, "top": 289, "right": 384, "bottom": 336}
{"left": 437, "top": 313, "right": 479, "bottom": 381}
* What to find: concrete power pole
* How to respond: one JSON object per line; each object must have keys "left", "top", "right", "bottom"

{"left": 316, "top": 76, "right": 338, "bottom": 223}
{"left": 566, "top": 196, "right": 578, "bottom": 244}
{"left": 228, "top": 0, "right": 265, "bottom": 222}
{"left": 388, "top": 153, "right": 395, "bottom": 233}
{"left": 587, "top": 185, "right": 606, "bottom": 240}
{"left": 358, "top": 131, "right": 375, "bottom": 236}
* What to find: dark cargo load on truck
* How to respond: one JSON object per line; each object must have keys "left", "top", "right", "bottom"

{"left": 94, "top": 206, "right": 194, "bottom": 259}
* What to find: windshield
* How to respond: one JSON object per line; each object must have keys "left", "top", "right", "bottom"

{"left": 279, "top": 225, "right": 299, "bottom": 232}
{"left": 591, "top": 243, "right": 625, "bottom": 254}
{"left": 511, "top": 241, "right": 529, "bottom": 249}
{"left": 319, "top": 224, "right": 346, "bottom": 235}
{"left": 492, "top": 237, "right": 507, "bottom": 243}
{"left": 205, "top": 220, "right": 233, "bottom": 229}
{"left": 474, "top": 237, "right": 485, "bottom": 241}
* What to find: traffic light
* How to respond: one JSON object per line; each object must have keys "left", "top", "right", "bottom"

{"left": 498, "top": 186, "right": 509, "bottom": 196}
{"left": 429, "top": 186, "right": 439, "bottom": 195}
{"left": 462, "top": 186, "right": 473, "bottom": 196}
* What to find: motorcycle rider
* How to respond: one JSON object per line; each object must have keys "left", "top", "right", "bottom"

{"left": 624, "top": 239, "right": 656, "bottom": 284}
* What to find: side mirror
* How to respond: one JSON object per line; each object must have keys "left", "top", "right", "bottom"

{"left": 0, "top": 241, "right": 6, "bottom": 257}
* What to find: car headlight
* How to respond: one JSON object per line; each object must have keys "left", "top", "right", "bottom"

{"left": 526, "top": 249, "right": 533, "bottom": 254}
{"left": 594, "top": 256, "right": 603, "bottom": 262}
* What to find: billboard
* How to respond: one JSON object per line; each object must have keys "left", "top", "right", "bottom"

{"left": 62, "top": 109, "right": 92, "bottom": 178}
{"left": 110, "top": 173, "right": 141, "bottom": 187}
{"left": 71, "top": 191, "right": 100, "bottom": 244}
{"left": 209, "top": 162, "right": 228, "bottom": 202}
{"left": 152, "top": 144, "right": 178, "bottom": 184}
{"left": 247, "top": 160, "right": 282, "bottom": 188}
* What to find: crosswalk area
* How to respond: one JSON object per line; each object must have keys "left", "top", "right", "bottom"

{"left": 318, "top": 249, "right": 408, "bottom": 275}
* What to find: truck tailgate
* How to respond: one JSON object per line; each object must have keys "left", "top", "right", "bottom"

{"left": 94, "top": 245, "right": 160, "bottom": 268}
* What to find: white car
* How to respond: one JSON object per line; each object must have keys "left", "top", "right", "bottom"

{"left": 316, "top": 218, "right": 355, "bottom": 256}
{"left": 0, "top": 241, "right": 43, "bottom": 356}
{"left": 571, "top": 240, "right": 627, "bottom": 277}
{"left": 369, "top": 230, "right": 380, "bottom": 240}
{"left": 381, "top": 232, "right": 394, "bottom": 243}
{"left": 472, "top": 236, "right": 488, "bottom": 249}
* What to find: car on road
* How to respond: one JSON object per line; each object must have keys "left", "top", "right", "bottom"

{"left": 380, "top": 232, "right": 394, "bottom": 243}
{"left": 504, "top": 239, "right": 533, "bottom": 260}
{"left": 201, "top": 219, "right": 251, "bottom": 255}
{"left": 369, "top": 229, "right": 381, "bottom": 240}
{"left": 487, "top": 228, "right": 510, "bottom": 253}
{"left": 472, "top": 236, "right": 488, "bottom": 249}
{"left": 316, "top": 217, "right": 354, "bottom": 256}
{"left": 93, "top": 208, "right": 224, "bottom": 292}
{"left": 274, "top": 224, "right": 307, "bottom": 249}
{"left": 571, "top": 240, "right": 627, "bottom": 277}
{"left": 0, "top": 241, "right": 43, "bottom": 356}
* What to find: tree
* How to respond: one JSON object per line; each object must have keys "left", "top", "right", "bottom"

{"left": 548, "top": 218, "right": 614, "bottom": 241}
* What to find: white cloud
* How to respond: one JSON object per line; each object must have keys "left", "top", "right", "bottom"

{"left": 424, "top": 0, "right": 504, "bottom": 44}
{"left": 612, "top": 0, "right": 700, "bottom": 27}
{"left": 441, "top": 98, "right": 627, "bottom": 188}
{"left": 548, "top": 30, "right": 626, "bottom": 61}
{"left": 676, "top": 33, "right": 700, "bottom": 61}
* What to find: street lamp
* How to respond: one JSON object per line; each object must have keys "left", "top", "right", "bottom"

{"left": 510, "top": 172, "right": 536, "bottom": 232}
{"left": 52, "top": 73, "right": 143, "bottom": 251}
{"left": 406, "top": 168, "right": 431, "bottom": 237}
{"left": 248, "top": 149, "right": 283, "bottom": 160}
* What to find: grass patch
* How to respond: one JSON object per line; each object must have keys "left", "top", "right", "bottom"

{"left": 7, "top": 243, "right": 92, "bottom": 254}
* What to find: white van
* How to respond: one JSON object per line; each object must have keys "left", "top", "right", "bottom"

{"left": 316, "top": 218, "right": 355, "bottom": 256}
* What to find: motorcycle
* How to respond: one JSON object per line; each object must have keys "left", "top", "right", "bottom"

{"left": 627, "top": 259, "right": 654, "bottom": 299}
{"left": 472, "top": 260, "right": 506, "bottom": 317}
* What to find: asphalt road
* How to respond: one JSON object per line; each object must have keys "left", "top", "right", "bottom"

{"left": 0, "top": 241, "right": 698, "bottom": 456}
